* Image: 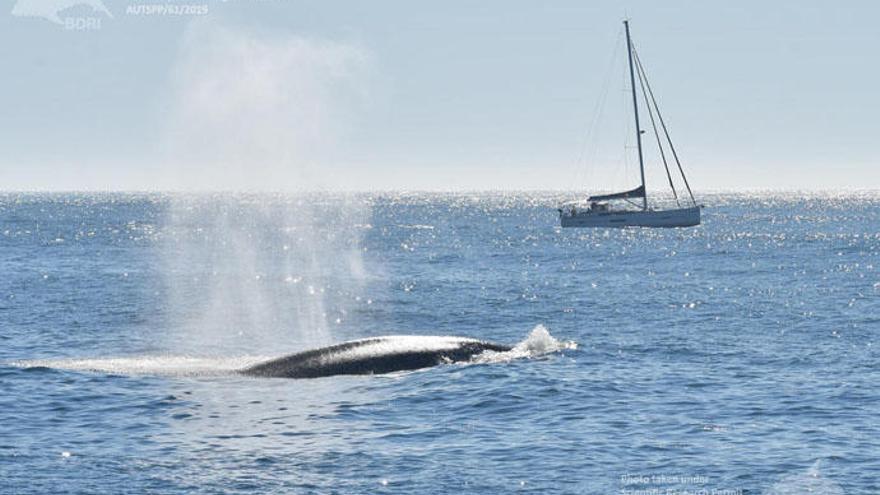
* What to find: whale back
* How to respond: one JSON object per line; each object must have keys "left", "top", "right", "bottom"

{"left": 241, "top": 335, "right": 511, "bottom": 378}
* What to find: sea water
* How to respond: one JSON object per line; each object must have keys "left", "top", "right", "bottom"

{"left": 0, "top": 192, "right": 877, "bottom": 494}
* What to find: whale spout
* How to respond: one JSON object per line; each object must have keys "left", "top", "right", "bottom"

{"left": 240, "top": 335, "right": 512, "bottom": 379}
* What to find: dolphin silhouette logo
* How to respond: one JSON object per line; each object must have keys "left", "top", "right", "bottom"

{"left": 11, "top": 0, "right": 112, "bottom": 25}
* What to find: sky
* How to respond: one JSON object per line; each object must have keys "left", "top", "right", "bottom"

{"left": 1, "top": 0, "right": 878, "bottom": 191}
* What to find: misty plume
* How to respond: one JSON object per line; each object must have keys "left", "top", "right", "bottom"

{"left": 158, "top": 20, "right": 375, "bottom": 355}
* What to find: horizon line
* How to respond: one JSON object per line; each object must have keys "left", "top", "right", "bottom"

{"left": 1, "top": 188, "right": 878, "bottom": 195}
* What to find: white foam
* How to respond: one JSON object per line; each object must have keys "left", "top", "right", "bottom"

{"left": 470, "top": 324, "right": 577, "bottom": 364}
{"left": 12, "top": 355, "right": 270, "bottom": 378}
{"left": 763, "top": 460, "right": 843, "bottom": 495}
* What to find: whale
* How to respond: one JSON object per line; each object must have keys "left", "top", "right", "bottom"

{"left": 240, "top": 335, "right": 512, "bottom": 379}
{"left": 11, "top": 326, "right": 571, "bottom": 379}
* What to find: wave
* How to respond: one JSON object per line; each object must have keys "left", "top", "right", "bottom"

{"left": 396, "top": 224, "right": 435, "bottom": 230}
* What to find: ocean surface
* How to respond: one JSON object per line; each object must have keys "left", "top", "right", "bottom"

{"left": 1, "top": 192, "right": 877, "bottom": 494}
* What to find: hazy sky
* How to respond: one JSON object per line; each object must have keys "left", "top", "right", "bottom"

{"left": 1, "top": 0, "right": 878, "bottom": 191}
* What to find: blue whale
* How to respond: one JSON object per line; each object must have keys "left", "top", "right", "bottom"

{"left": 241, "top": 335, "right": 512, "bottom": 379}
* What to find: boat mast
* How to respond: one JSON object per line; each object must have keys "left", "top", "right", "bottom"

{"left": 624, "top": 19, "right": 647, "bottom": 211}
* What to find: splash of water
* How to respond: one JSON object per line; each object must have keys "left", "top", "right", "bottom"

{"left": 763, "top": 460, "right": 843, "bottom": 495}
{"left": 470, "top": 324, "right": 577, "bottom": 364}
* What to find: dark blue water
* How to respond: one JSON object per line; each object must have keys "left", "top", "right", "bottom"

{"left": 1, "top": 192, "right": 877, "bottom": 494}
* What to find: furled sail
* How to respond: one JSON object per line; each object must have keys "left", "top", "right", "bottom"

{"left": 588, "top": 185, "right": 645, "bottom": 202}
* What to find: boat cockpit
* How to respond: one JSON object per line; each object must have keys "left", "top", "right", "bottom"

{"left": 558, "top": 200, "right": 611, "bottom": 217}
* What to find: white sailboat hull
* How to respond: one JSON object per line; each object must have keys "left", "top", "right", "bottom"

{"left": 560, "top": 206, "right": 700, "bottom": 228}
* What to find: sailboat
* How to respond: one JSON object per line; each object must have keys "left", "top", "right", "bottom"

{"left": 559, "top": 20, "right": 701, "bottom": 228}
